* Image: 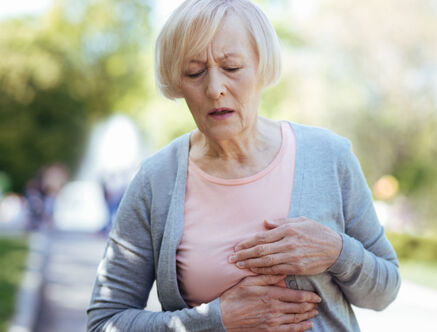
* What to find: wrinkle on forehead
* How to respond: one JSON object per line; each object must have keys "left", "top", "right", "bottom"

{"left": 188, "top": 52, "right": 246, "bottom": 65}
{"left": 184, "top": 13, "right": 256, "bottom": 66}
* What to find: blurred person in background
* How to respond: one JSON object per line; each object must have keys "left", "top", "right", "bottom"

{"left": 25, "top": 164, "right": 68, "bottom": 230}
{"left": 99, "top": 172, "right": 127, "bottom": 235}
{"left": 87, "top": 0, "right": 400, "bottom": 331}
{"left": 25, "top": 177, "right": 45, "bottom": 230}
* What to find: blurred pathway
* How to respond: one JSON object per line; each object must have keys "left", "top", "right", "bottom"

{"left": 34, "top": 230, "right": 107, "bottom": 332}
{"left": 33, "top": 229, "right": 436, "bottom": 331}
{"left": 355, "top": 280, "right": 437, "bottom": 331}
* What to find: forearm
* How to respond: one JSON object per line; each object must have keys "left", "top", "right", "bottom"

{"left": 86, "top": 236, "right": 226, "bottom": 332}
{"left": 87, "top": 298, "right": 225, "bottom": 332}
{"left": 328, "top": 230, "right": 401, "bottom": 310}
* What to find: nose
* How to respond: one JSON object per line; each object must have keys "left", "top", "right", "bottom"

{"left": 205, "top": 69, "right": 225, "bottom": 100}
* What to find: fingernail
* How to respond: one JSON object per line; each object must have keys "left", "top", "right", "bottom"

{"left": 234, "top": 245, "right": 242, "bottom": 251}
{"left": 228, "top": 255, "right": 237, "bottom": 263}
{"left": 306, "top": 321, "right": 313, "bottom": 328}
{"left": 236, "top": 262, "right": 245, "bottom": 268}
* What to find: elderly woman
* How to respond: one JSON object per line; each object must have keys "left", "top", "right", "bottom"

{"left": 87, "top": 0, "right": 401, "bottom": 331}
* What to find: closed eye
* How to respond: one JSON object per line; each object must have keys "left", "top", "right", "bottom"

{"left": 186, "top": 70, "right": 205, "bottom": 78}
{"left": 224, "top": 67, "right": 241, "bottom": 72}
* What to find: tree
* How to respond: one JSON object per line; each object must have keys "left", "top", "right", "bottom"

{"left": 0, "top": 0, "right": 152, "bottom": 192}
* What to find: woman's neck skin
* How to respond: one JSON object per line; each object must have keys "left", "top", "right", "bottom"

{"left": 190, "top": 116, "right": 282, "bottom": 179}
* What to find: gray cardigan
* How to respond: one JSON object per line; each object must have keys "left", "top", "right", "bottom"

{"left": 87, "top": 122, "right": 401, "bottom": 332}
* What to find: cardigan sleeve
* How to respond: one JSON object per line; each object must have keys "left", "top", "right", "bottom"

{"left": 327, "top": 141, "right": 401, "bottom": 311}
{"left": 86, "top": 167, "right": 226, "bottom": 332}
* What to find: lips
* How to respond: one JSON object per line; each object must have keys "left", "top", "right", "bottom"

{"left": 208, "top": 108, "right": 235, "bottom": 115}
{"left": 208, "top": 107, "right": 235, "bottom": 120}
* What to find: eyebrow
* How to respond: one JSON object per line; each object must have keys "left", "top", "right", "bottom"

{"left": 189, "top": 52, "right": 243, "bottom": 64}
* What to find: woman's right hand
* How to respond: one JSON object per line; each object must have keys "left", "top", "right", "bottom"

{"left": 220, "top": 274, "right": 320, "bottom": 332}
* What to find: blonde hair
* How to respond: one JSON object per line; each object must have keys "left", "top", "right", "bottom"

{"left": 155, "top": 0, "right": 282, "bottom": 99}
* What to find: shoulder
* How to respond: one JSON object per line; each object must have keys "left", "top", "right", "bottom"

{"left": 291, "top": 123, "right": 368, "bottom": 188}
{"left": 138, "top": 133, "right": 190, "bottom": 181}
{"left": 289, "top": 122, "right": 370, "bottom": 196}
{"left": 289, "top": 122, "right": 352, "bottom": 161}
{"left": 120, "top": 133, "right": 189, "bottom": 204}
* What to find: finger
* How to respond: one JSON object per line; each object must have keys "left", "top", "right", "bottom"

{"left": 276, "top": 310, "right": 318, "bottom": 325}
{"left": 275, "top": 301, "right": 318, "bottom": 314}
{"left": 240, "top": 274, "right": 286, "bottom": 286}
{"left": 268, "top": 287, "right": 322, "bottom": 303}
{"left": 268, "top": 217, "right": 307, "bottom": 228}
{"left": 235, "top": 253, "right": 289, "bottom": 269}
{"left": 250, "top": 264, "right": 293, "bottom": 275}
{"left": 234, "top": 227, "right": 287, "bottom": 251}
{"left": 251, "top": 261, "right": 312, "bottom": 275}
{"left": 278, "top": 216, "right": 308, "bottom": 224}
{"left": 229, "top": 241, "right": 286, "bottom": 263}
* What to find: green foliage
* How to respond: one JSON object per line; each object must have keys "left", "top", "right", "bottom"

{"left": 387, "top": 232, "right": 437, "bottom": 288}
{"left": 0, "top": 172, "right": 12, "bottom": 194}
{"left": 398, "top": 260, "right": 437, "bottom": 290}
{"left": 387, "top": 232, "right": 437, "bottom": 262}
{"left": 0, "top": 0, "right": 152, "bottom": 192}
{"left": 0, "top": 236, "right": 28, "bottom": 332}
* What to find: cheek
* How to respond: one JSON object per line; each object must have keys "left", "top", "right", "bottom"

{"left": 181, "top": 85, "right": 196, "bottom": 100}
{"left": 234, "top": 71, "right": 260, "bottom": 94}
{"left": 181, "top": 89, "right": 203, "bottom": 112}
{"left": 233, "top": 79, "right": 261, "bottom": 105}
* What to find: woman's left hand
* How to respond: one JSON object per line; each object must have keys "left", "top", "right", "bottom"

{"left": 229, "top": 217, "right": 343, "bottom": 275}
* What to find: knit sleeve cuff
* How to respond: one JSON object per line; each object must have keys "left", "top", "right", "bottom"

{"left": 327, "top": 232, "right": 362, "bottom": 277}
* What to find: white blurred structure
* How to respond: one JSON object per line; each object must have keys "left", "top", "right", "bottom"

{"left": 354, "top": 281, "right": 437, "bottom": 331}
{"left": 53, "top": 181, "right": 108, "bottom": 232}
{"left": 53, "top": 114, "right": 148, "bottom": 232}
{"left": 77, "top": 114, "right": 146, "bottom": 181}
{"left": 0, "top": 193, "right": 27, "bottom": 229}
{"left": 0, "top": 0, "right": 50, "bottom": 19}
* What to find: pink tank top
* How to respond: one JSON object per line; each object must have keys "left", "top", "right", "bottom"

{"left": 176, "top": 122, "right": 296, "bottom": 307}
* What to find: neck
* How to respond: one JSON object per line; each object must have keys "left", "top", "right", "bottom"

{"left": 191, "top": 117, "right": 281, "bottom": 166}
{"left": 204, "top": 121, "right": 262, "bottom": 161}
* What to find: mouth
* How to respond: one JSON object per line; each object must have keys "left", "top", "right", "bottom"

{"left": 208, "top": 108, "right": 235, "bottom": 116}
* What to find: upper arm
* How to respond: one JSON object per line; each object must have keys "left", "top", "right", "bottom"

{"left": 327, "top": 140, "right": 400, "bottom": 310}
{"left": 339, "top": 141, "right": 398, "bottom": 265}
{"left": 87, "top": 167, "right": 156, "bottom": 330}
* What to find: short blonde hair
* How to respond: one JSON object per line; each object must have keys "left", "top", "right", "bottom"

{"left": 155, "top": 0, "right": 282, "bottom": 99}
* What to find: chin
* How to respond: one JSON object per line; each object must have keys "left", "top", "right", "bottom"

{"left": 202, "top": 125, "right": 243, "bottom": 142}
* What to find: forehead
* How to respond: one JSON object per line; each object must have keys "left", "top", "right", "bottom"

{"left": 186, "top": 14, "right": 256, "bottom": 63}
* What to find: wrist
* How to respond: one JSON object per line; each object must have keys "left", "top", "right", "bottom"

{"left": 328, "top": 232, "right": 343, "bottom": 269}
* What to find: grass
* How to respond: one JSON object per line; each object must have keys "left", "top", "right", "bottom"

{"left": 0, "top": 236, "right": 28, "bottom": 332}
{"left": 399, "top": 260, "right": 437, "bottom": 290}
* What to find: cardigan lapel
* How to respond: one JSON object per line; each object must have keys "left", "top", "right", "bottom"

{"left": 287, "top": 121, "right": 305, "bottom": 219}
{"left": 285, "top": 122, "right": 305, "bottom": 290}
{"left": 157, "top": 133, "right": 191, "bottom": 310}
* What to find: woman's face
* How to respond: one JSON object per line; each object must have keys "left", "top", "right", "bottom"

{"left": 179, "top": 14, "right": 263, "bottom": 142}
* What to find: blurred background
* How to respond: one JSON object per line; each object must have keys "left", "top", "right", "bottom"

{"left": 0, "top": 0, "right": 436, "bottom": 331}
